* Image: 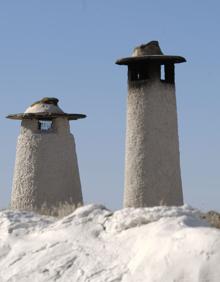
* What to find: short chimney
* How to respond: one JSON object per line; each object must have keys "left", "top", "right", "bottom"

{"left": 7, "top": 97, "right": 86, "bottom": 212}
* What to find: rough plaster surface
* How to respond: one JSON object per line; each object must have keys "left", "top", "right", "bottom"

{"left": 124, "top": 79, "right": 183, "bottom": 207}
{"left": 11, "top": 118, "right": 83, "bottom": 210}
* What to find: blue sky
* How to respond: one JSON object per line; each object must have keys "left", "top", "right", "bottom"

{"left": 0, "top": 0, "right": 219, "bottom": 211}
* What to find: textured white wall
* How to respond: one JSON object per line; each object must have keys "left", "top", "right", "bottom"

{"left": 11, "top": 118, "right": 83, "bottom": 210}
{"left": 124, "top": 78, "right": 183, "bottom": 207}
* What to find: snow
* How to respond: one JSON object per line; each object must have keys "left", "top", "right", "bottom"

{"left": 0, "top": 204, "right": 220, "bottom": 282}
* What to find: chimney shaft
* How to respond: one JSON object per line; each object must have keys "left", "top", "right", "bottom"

{"left": 116, "top": 41, "right": 185, "bottom": 207}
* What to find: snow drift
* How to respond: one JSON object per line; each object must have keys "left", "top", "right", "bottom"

{"left": 0, "top": 204, "right": 220, "bottom": 282}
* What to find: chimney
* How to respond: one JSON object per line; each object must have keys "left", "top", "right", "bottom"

{"left": 116, "top": 41, "right": 185, "bottom": 207}
{"left": 7, "top": 97, "right": 86, "bottom": 212}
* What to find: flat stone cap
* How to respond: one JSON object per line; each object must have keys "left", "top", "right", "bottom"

{"left": 6, "top": 97, "right": 86, "bottom": 121}
{"left": 116, "top": 41, "right": 186, "bottom": 65}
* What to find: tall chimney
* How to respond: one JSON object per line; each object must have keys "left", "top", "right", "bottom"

{"left": 116, "top": 41, "right": 185, "bottom": 207}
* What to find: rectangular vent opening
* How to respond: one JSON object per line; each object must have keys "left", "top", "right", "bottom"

{"left": 38, "top": 120, "right": 53, "bottom": 131}
{"left": 161, "top": 64, "right": 175, "bottom": 84}
{"left": 160, "top": 65, "right": 165, "bottom": 81}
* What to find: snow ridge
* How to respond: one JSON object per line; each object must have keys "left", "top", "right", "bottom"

{"left": 0, "top": 204, "right": 220, "bottom": 282}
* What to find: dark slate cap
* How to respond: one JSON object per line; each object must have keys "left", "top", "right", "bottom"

{"left": 6, "top": 97, "right": 86, "bottom": 121}
{"left": 116, "top": 41, "right": 186, "bottom": 65}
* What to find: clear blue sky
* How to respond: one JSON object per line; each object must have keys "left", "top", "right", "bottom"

{"left": 0, "top": 0, "right": 219, "bottom": 211}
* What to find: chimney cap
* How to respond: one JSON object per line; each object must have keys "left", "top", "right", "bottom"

{"left": 6, "top": 97, "right": 86, "bottom": 121}
{"left": 31, "top": 97, "right": 59, "bottom": 107}
{"left": 116, "top": 40, "right": 186, "bottom": 65}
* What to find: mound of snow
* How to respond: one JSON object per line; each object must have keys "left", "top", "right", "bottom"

{"left": 0, "top": 204, "right": 220, "bottom": 282}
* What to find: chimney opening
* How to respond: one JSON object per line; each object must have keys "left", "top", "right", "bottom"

{"left": 128, "top": 63, "right": 149, "bottom": 81}
{"left": 38, "top": 120, "right": 53, "bottom": 131}
{"left": 160, "top": 65, "right": 165, "bottom": 81}
{"left": 160, "top": 64, "right": 175, "bottom": 84}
